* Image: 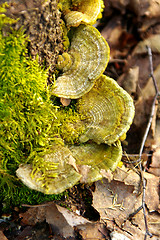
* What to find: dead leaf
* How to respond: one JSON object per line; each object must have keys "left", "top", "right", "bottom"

{"left": 118, "top": 66, "right": 139, "bottom": 95}
{"left": 144, "top": 172, "right": 160, "bottom": 212}
{"left": 113, "top": 166, "right": 140, "bottom": 194}
{"left": 148, "top": 212, "right": 160, "bottom": 236}
{"left": 92, "top": 177, "right": 144, "bottom": 240}
{"left": 78, "top": 165, "right": 92, "bottom": 183}
{"left": 151, "top": 147, "right": 160, "bottom": 168}
{"left": 0, "top": 231, "right": 8, "bottom": 240}
{"left": 132, "top": 34, "right": 160, "bottom": 55}
{"left": 141, "top": 64, "right": 160, "bottom": 100}
{"left": 19, "top": 206, "right": 46, "bottom": 226}
{"left": 122, "top": 219, "right": 146, "bottom": 240}
{"left": 91, "top": 166, "right": 160, "bottom": 240}
{"left": 110, "top": 231, "right": 131, "bottom": 240}
{"left": 148, "top": 167, "right": 160, "bottom": 177}
{"left": 100, "top": 169, "right": 113, "bottom": 182}
{"left": 152, "top": 118, "right": 160, "bottom": 149}
{"left": 149, "top": 121, "right": 160, "bottom": 176}
{"left": 46, "top": 203, "right": 75, "bottom": 237}
{"left": 76, "top": 222, "right": 107, "bottom": 240}
{"left": 14, "top": 226, "right": 33, "bottom": 240}
{"left": 101, "top": 16, "right": 123, "bottom": 59}
{"left": 145, "top": 0, "right": 160, "bottom": 18}
{"left": 46, "top": 203, "right": 90, "bottom": 238}
{"left": 92, "top": 178, "right": 142, "bottom": 227}
{"left": 56, "top": 204, "right": 90, "bottom": 227}
{"left": 68, "top": 155, "right": 79, "bottom": 172}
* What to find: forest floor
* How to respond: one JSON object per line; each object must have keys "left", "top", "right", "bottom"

{"left": 0, "top": 0, "right": 160, "bottom": 239}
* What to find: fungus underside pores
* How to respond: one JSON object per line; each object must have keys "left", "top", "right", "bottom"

{"left": 0, "top": 1, "right": 135, "bottom": 196}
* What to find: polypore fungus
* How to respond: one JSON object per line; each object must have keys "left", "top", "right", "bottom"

{"left": 77, "top": 75, "right": 135, "bottom": 145}
{"left": 16, "top": 145, "right": 81, "bottom": 194}
{"left": 16, "top": 141, "right": 122, "bottom": 194}
{"left": 69, "top": 141, "right": 122, "bottom": 183}
{"left": 62, "top": 0, "right": 104, "bottom": 27}
{"left": 52, "top": 24, "right": 110, "bottom": 99}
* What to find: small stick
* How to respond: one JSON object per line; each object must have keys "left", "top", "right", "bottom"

{"left": 138, "top": 46, "right": 159, "bottom": 239}
{"left": 126, "top": 46, "right": 159, "bottom": 239}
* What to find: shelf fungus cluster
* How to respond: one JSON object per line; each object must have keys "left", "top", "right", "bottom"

{"left": 16, "top": 0, "right": 135, "bottom": 195}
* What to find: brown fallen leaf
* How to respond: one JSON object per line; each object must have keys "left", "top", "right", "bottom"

{"left": 101, "top": 16, "right": 123, "bottom": 59}
{"left": 141, "top": 64, "right": 160, "bottom": 100}
{"left": 19, "top": 206, "right": 46, "bottom": 226}
{"left": 151, "top": 147, "right": 160, "bottom": 168}
{"left": 20, "top": 202, "right": 91, "bottom": 238}
{"left": 113, "top": 166, "right": 140, "bottom": 194}
{"left": 144, "top": 172, "right": 160, "bottom": 212}
{"left": 110, "top": 231, "right": 131, "bottom": 240}
{"left": 76, "top": 222, "right": 107, "bottom": 240}
{"left": 118, "top": 66, "right": 139, "bottom": 95}
{"left": 0, "top": 231, "right": 8, "bottom": 240}
{"left": 148, "top": 120, "right": 160, "bottom": 176}
{"left": 132, "top": 34, "right": 160, "bottom": 55}
{"left": 46, "top": 203, "right": 75, "bottom": 238}
{"left": 92, "top": 178, "right": 144, "bottom": 239}
{"left": 148, "top": 212, "right": 160, "bottom": 236}
{"left": 144, "top": 0, "right": 160, "bottom": 18}
{"left": 148, "top": 167, "right": 160, "bottom": 177}
{"left": 92, "top": 177, "right": 142, "bottom": 224}
{"left": 46, "top": 203, "right": 91, "bottom": 238}
{"left": 14, "top": 226, "right": 33, "bottom": 240}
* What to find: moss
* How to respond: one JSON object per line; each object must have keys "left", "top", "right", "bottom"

{"left": 54, "top": 107, "right": 86, "bottom": 144}
{"left": 0, "top": 3, "right": 17, "bottom": 29}
{"left": 1, "top": 181, "right": 64, "bottom": 212}
{"left": 0, "top": 5, "right": 84, "bottom": 209}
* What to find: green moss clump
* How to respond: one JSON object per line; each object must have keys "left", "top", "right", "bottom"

{"left": 0, "top": 6, "right": 85, "bottom": 209}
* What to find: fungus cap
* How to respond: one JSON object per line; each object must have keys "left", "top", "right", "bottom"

{"left": 16, "top": 142, "right": 122, "bottom": 194}
{"left": 52, "top": 24, "right": 110, "bottom": 99}
{"left": 64, "top": 0, "right": 104, "bottom": 27}
{"left": 77, "top": 75, "right": 135, "bottom": 145}
{"left": 69, "top": 141, "right": 122, "bottom": 183}
{"left": 16, "top": 145, "right": 81, "bottom": 194}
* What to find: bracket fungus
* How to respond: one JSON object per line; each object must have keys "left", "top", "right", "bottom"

{"left": 16, "top": 142, "right": 122, "bottom": 194}
{"left": 69, "top": 141, "right": 122, "bottom": 183}
{"left": 52, "top": 24, "right": 110, "bottom": 99}
{"left": 16, "top": 145, "right": 81, "bottom": 194}
{"left": 77, "top": 75, "right": 135, "bottom": 145}
{"left": 61, "top": 0, "right": 104, "bottom": 27}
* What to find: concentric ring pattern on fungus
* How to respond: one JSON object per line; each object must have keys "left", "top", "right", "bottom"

{"left": 16, "top": 145, "right": 81, "bottom": 194}
{"left": 77, "top": 75, "right": 135, "bottom": 145}
{"left": 64, "top": 0, "right": 104, "bottom": 27}
{"left": 52, "top": 24, "right": 110, "bottom": 99}
{"left": 69, "top": 141, "right": 122, "bottom": 183}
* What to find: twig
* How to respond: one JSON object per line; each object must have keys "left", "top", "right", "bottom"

{"left": 141, "top": 46, "right": 159, "bottom": 239}
{"left": 138, "top": 46, "right": 160, "bottom": 240}
{"left": 129, "top": 205, "right": 143, "bottom": 219}
{"left": 147, "top": 46, "right": 159, "bottom": 94}
{"left": 141, "top": 45, "right": 160, "bottom": 240}
{"left": 126, "top": 46, "right": 159, "bottom": 239}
